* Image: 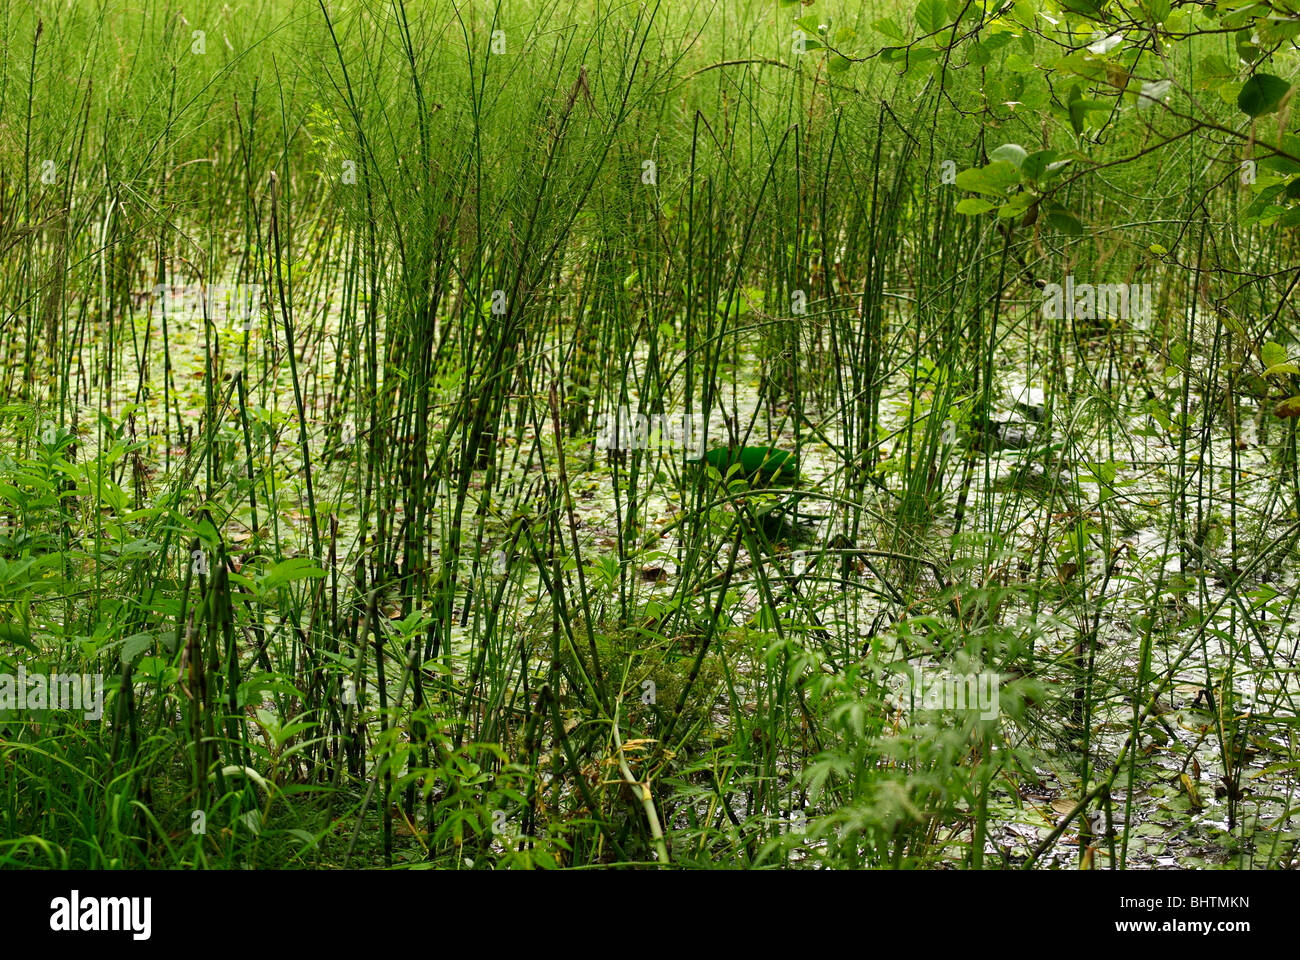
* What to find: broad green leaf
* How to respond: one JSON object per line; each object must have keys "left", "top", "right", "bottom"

{"left": 1238, "top": 74, "right": 1291, "bottom": 117}
{"left": 0, "top": 620, "right": 37, "bottom": 654}
{"left": 1069, "top": 96, "right": 1110, "bottom": 135}
{"left": 998, "top": 192, "right": 1034, "bottom": 220}
{"left": 1021, "top": 149, "right": 1057, "bottom": 182}
{"left": 872, "top": 17, "right": 905, "bottom": 42}
{"left": 955, "top": 198, "right": 997, "bottom": 214}
{"left": 989, "top": 143, "right": 1029, "bottom": 168}
{"left": 900, "top": 46, "right": 941, "bottom": 73}
{"left": 1046, "top": 207, "right": 1084, "bottom": 236}
{"left": 121, "top": 632, "right": 154, "bottom": 665}
{"left": 1273, "top": 145, "right": 1300, "bottom": 177}
{"left": 1260, "top": 17, "right": 1300, "bottom": 46}
{"left": 260, "top": 557, "right": 327, "bottom": 591}
{"left": 1199, "top": 55, "right": 1235, "bottom": 82}
{"left": 955, "top": 161, "right": 1020, "bottom": 196}
{"left": 1142, "top": 0, "right": 1170, "bottom": 22}
{"left": 689, "top": 446, "right": 799, "bottom": 479}
{"left": 1060, "top": 0, "right": 1102, "bottom": 15}
{"left": 1262, "top": 341, "right": 1298, "bottom": 375}
{"left": 915, "top": 0, "right": 948, "bottom": 34}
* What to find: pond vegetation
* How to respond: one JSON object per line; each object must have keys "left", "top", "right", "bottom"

{"left": 1, "top": 0, "right": 1299, "bottom": 869}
